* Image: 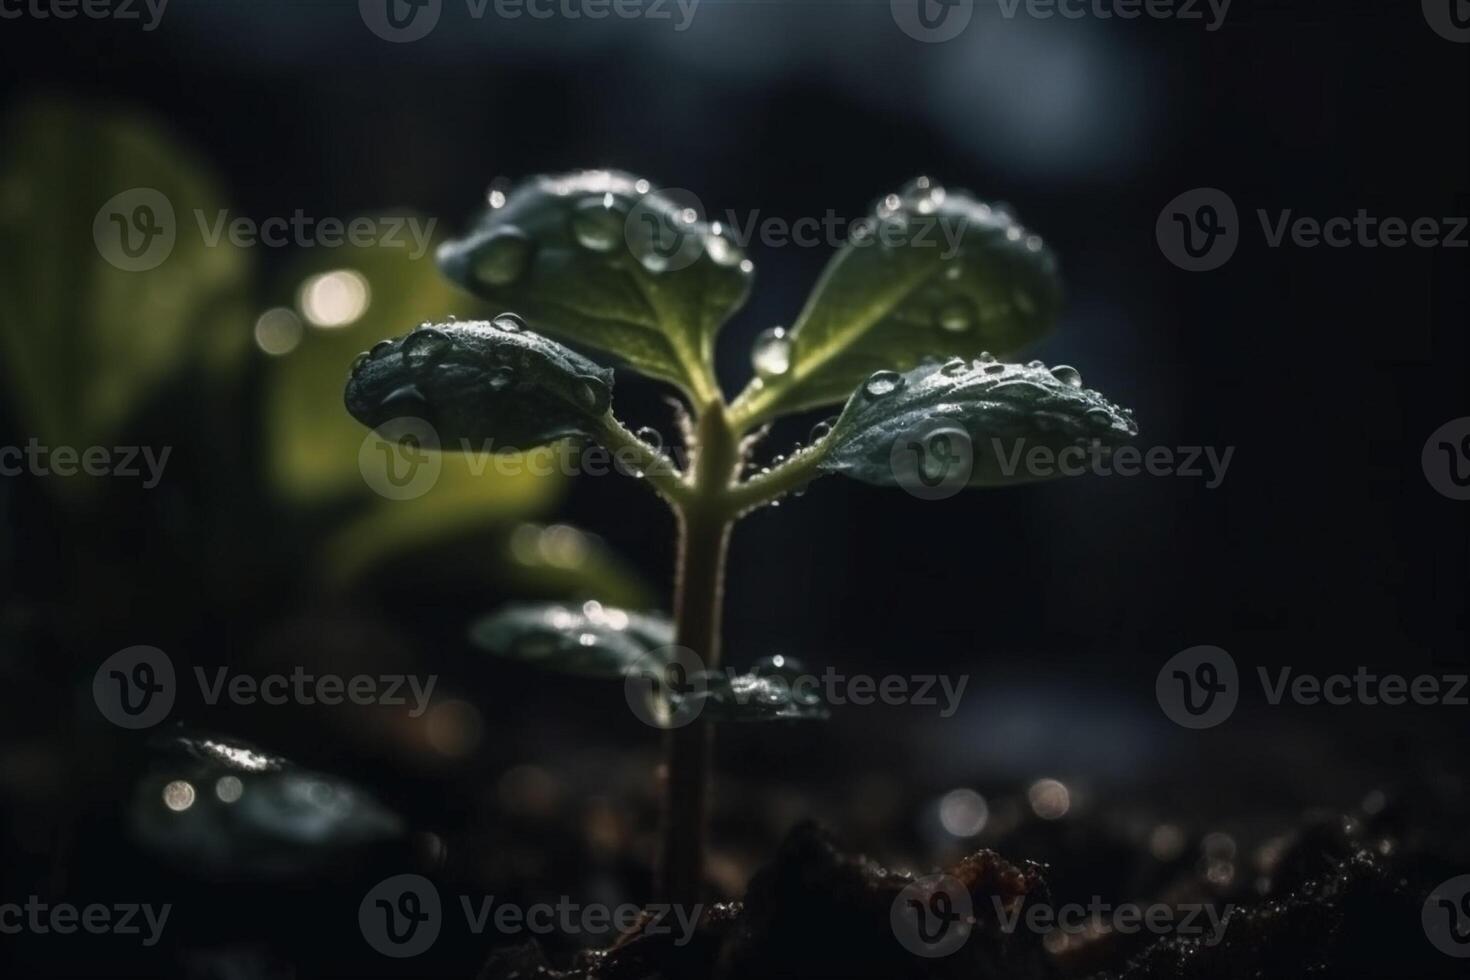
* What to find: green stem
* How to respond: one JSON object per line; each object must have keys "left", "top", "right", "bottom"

{"left": 658, "top": 401, "right": 739, "bottom": 905}
{"left": 593, "top": 413, "right": 692, "bottom": 506}
{"left": 723, "top": 438, "right": 833, "bottom": 514}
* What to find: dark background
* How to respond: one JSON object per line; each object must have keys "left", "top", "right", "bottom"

{"left": 1, "top": 0, "right": 1467, "bottom": 976}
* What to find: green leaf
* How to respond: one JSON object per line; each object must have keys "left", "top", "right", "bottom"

{"left": 819, "top": 357, "right": 1137, "bottom": 488}
{"left": 469, "top": 600, "right": 674, "bottom": 678}
{"left": 732, "top": 178, "right": 1062, "bottom": 426}
{"left": 437, "top": 170, "right": 752, "bottom": 403}
{"left": 345, "top": 316, "right": 614, "bottom": 450}
{"left": 0, "top": 99, "right": 251, "bottom": 467}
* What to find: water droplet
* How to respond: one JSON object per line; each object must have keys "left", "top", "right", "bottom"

{"left": 1051, "top": 364, "right": 1083, "bottom": 388}
{"left": 370, "top": 340, "right": 393, "bottom": 358}
{"left": 771, "top": 454, "right": 786, "bottom": 466}
{"left": 1025, "top": 234, "right": 1044, "bottom": 253}
{"left": 977, "top": 351, "right": 996, "bottom": 363}
{"left": 380, "top": 383, "right": 429, "bottom": 417}
{"left": 752, "top": 327, "right": 792, "bottom": 379}
{"left": 983, "top": 363, "right": 1007, "bottom": 375}
{"left": 704, "top": 229, "right": 742, "bottom": 266}
{"left": 578, "top": 377, "right": 611, "bottom": 414}
{"left": 1085, "top": 408, "right": 1115, "bottom": 428}
{"left": 473, "top": 228, "right": 534, "bottom": 286}
{"left": 863, "top": 370, "right": 904, "bottom": 399}
{"left": 402, "top": 328, "right": 451, "bottom": 369}
{"left": 492, "top": 312, "right": 525, "bottom": 332}
{"left": 635, "top": 426, "right": 662, "bottom": 450}
{"left": 1026, "top": 359, "right": 1045, "bottom": 369}
{"left": 1005, "top": 226, "right": 1023, "bottom": 242}
{"left": 899, "top": 175, "right": 946, "bottom": 214}
{"left": 940, "top": 357, "right": 969, "bottom": 378}
{"left": 350, "top": 351, "right": 370, "bottom": 375}
{"left": 944, "top": 265, "right": 962, "bottom": 281}
{"left": 879, "top": 193, "right": 901, "bottom": 215}
{"left": 809, "top": 418, "right": 835, "bottom": 442}
{"left": 570, "top": 194, "right": 625, "bottom": 253}
{"left": 486, "top": 365, "right": 516, "bottom": 391}
{"left": 936, "top": 297, "right": 975, "bottom": 333}
{"left": 739, "top": 258, "right": 755, "bottom": 276}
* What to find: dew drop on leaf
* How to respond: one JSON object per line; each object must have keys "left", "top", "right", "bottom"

{"left": 491, "top": 312, "right": 525, "bottom": 332}
{"left": 578, "top": 376, "right": 611, "bottom": 414}
{"left": 940, "top": 357, "right": 970, "bottom": 378}
{"left": 570, "top": 194, "right": 625, "bottom": 253}
{"left": 1051, "top": 364, "right": 1083, "bottom": 388}
{"left": 809, "top": 418, "right": 835, "bottom": 442}
{"left": 752, "top": 326, "right": 792, "bottom": 379}
{"left": 862, "top": 370, "right": 904, "bottom": 399}
{"left": 473, "top": 228, "right": 534, "bottom": 286}
{"left": 634, "top": 426, "right": 662, "bottom": 450}
{"left": 402, "top": 328, "right": 451, "bottom": 370}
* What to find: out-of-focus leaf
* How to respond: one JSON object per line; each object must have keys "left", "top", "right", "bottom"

{"left": 493, "top": 522, "right": 654, "bottom": 609}
{"left": 437, "top": 170, "right": 752, "bottom": 403}
{"left": 131, "top": 732, "right": 403, "bottom": 879}
{"left": 732, "top": 178, "right": 1061, "bottom": 426}
{"left": 469, "top": 600, "right": 673, "bottom": 678}
{"left": 344, "top": 317, "right": 614, "bottom": 449}
{"left": 819, "top": 358, "right": 1137, "bottom": 488}
{"left": 0, "top": 99, "right": 251, "bottom": 463}
{"left": 674, "top": 657, "right": 830, "bottom": 723}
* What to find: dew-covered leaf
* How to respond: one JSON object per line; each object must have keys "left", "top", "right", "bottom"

{"left": 819, "top": 358, "right": 1137, "bottom": 488}
{"left": 437, "top": 170, "right": 752, "bottom": 402}
{"left": 131, "top": 732, "right": 403, "bottom": 879}
{"left": 733, "top": 179, "right": 1061, "bottom": 425}
{"left": 673, "top": 656, "right": 830, "bottom": 723}
{"left": 469, "top": 600, "right": 674, "bottom": 678}
{"left": 344, "top": 316, "right": 614, "bottom": 450}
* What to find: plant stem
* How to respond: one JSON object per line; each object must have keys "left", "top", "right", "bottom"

{"left": 593, "top": 413, "right": 692, "bottom": 506}
{"left": 658, "top": 401, "right": 739, "bottom": 905}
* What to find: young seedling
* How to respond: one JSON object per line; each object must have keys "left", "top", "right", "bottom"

{"left": 344, "top": 170, "right": 1138, "bottom": 906}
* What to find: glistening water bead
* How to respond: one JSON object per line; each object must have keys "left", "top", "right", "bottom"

{"left": 570, "top": 194, "right": 625, "bottom": 253}
{"left": 752, "top": 327, "right": 792, "bottom": 378}
{"left": 863, "top": 370, "right": 903, "bottom": 399}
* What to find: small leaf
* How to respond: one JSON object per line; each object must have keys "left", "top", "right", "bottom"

{"left": 819, "top": 358, "right": 1138, "bottom": 488}
{"left": 733, "top": 178, "right": 1061, "bottom": 424}
{"left": 469, "top": 600, "right": 674, "bottom": 678}
{"left": 673, "top": 660, "right": 830, "bottom": 723}
{"left": 437, "top": 170, "right": 752, "bottom": 402}
{"left": 344, "top": 318, "right": 614, "bottom": 450}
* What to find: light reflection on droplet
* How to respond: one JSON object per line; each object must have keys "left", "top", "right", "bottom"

{"left": 215, "top": 775, "right": 244, "bottom": 803}
{"left": 163, "top": 780, "right": 196, "bottom": 812}
{"left": 253, "top": 307, "right": 302, "bottom": 355}
{"left": 938, "top": 788, "right": 989, "bottom": 837}
{"left": 1027, "top": 778, "right": 1070, "bottom": 820}
{"left": 298, "top": 269, "right": 370, "bottom": 328}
